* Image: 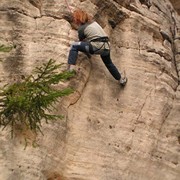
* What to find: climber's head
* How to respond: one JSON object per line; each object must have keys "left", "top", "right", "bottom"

{"left": 73, "top": 9, "right": 92, "bottom": 25}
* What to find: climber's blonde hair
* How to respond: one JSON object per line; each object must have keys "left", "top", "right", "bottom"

{"left": 73, "top": 9, "right": 92, "bottom": 25}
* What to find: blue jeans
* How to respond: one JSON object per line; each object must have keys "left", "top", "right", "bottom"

{"left": 68, "top": 41, "right": 121, "bottom": 80}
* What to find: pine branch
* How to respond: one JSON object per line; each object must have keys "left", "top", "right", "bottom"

{"left": 0, "top": 59, "right": 74, "bottom": 137}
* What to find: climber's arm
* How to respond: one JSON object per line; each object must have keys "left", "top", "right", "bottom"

{"left": 78, "top": 24, "right": 87, "bottom": 41}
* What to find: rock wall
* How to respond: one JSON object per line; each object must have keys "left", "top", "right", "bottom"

{"left": 170, "top": 0, "right": 180, "bottom": 14}
{"left": 0, "top": 0, "right": 180, "bottom": 180}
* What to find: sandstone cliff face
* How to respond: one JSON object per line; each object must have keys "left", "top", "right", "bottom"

{"left": 170, "top": 0, "right": 180, "bottom": 14}
{"left": 0, "top": 0, "right": 180, "bottom": 180}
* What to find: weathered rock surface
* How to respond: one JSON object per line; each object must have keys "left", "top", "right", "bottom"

{"left": 0, "top": 0, "right": 180, "bottom": 180}
{"left": 170, "top": 0, "right": 180, "bottom": 14}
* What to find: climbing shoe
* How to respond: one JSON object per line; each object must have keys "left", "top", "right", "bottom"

{"left": 120, "top": 77, "right": 127, "bottom": 86}
{"left": 119, "top": 71, "right": 127, "bottom": 86}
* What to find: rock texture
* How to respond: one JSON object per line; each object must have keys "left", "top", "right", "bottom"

{"left": 0, "top": 0, "right": 180, "bottom": 180}
{"left": 170, "top": 0, "right": 180, "bottom": 14}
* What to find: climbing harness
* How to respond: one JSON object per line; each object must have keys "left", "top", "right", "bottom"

{"left": 89, "top": 36, "right": 110, "bottom": 54}
{"left": 90, "top": 36, "right": 109, "bottom": 43}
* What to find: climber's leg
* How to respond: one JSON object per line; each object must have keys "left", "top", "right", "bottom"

{"left": 68, "top": 41, "right": 89, "bottom": 65}
{"left": 100, "top": 52, "right": 121, "bottom": 80}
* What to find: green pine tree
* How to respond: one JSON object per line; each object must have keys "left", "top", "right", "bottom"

{"left": 0, "top": 59, "right": 74, "bottom": 137}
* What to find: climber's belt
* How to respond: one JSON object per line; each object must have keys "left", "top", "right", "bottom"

{"left": 89, "top": 36, "right": 110, "bottom": 54}
{"left": 90, "top": 36, "right": 109, "bottom": 42}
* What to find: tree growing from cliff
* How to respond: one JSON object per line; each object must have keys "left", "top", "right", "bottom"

{"left": 0, "top": 59, "right": 74, "bottom": 137}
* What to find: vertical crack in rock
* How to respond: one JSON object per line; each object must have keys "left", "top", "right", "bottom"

{"left": 134, "top": 89, "right": 153, "bottom": 125}
{"left": 61, "top": 56, "right": 92, "bottom": 109}
{"left": 138, "top": 39, "right": 141, "bottom": 54}
{"left": 4, "top": 10, "right": 24, "bottom": 81}
{"left": 158, "top": 103, "right": 173, "bottom": 133}
{"left": 171, "top": 11, "right": 180, "bottom": 84}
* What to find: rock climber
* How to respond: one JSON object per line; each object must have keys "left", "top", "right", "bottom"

{"left": 67, "top": 9, "right": 127, "bottom": 86}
